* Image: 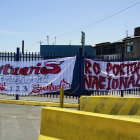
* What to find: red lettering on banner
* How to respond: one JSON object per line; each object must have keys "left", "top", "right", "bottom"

{"left": 92, "top": 76, "right": 99, "bottom": 90}
{"left": 120, "top": 63, "right": 125, "bottom": 76}
{"left": 85, "top": 60, "right": 92, "bottom": 74}
{"left": 84, "top": 75, "right": 99, "bottom": 89}
{"left": 19, "top": 67, "right": 29, "bottom": 75}
{"left": 35, "top": 67, "right": 41, "bottom": 75}
{"left": 29, "top": 66, "right": 37, "bottom": 74}
{"left": 0, "top": 82, "right": 6, "bottom": 91}
{"left": 93, "top": 62, "right": 101, "bottom": 75}
{"left": 135, "top": 74, "right": 140, "bottom": 87}
{"left": 119, "top": 77, "right": 129, "bottom": 89}
{"left": 126, "top": 63, "right": 130, "bottom": 76}
{"left": 136, "top": 62, "right": 140, "bottom": 74}
{"left": 30, "top": 78, "right": 70, "bottom": 94}
{"left": 14, "top": 67, "right": 20, "bottom": 75}
{"left": 113, "top": 64, "right": 119, "bottom": 76}
{"left": 10, "top": 67, "right": 15, "bottom": 75}
{"left": 99, "top": 76, "right": 106, "bottom": 89}
{"left": 37, "top": 63, "right": 41, "bottom": 66}
{"left": 112, "top": 78, "right": 119, "bottom": 89}
{"left": 128, "top": 75, "right": 135, "bottom": 88}
{"left": 130, "top": 62, "right": 137, "bottom": 74}
{"left": 106, "top": 76, "right": 112, "bottom": 90}
{"left": 84, "top": 75, "right": 92, "bottom": 89}
{"left": 3, "top": 64, "right": 10, "bottom": 75}
{"left": 0, "top": 61, "right": 63, "bottom": 75}
{"left": 106, "top": 63, "right": 112, "bottom": 76}
{"left": 40, "top": 67, "right": 47, "bottom": 74}
{"left": 46, "top": 64, "right": 61, "bottom": 74}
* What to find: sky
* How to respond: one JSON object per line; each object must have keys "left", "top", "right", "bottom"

{"left": 0, "top": 0, "right": 140, "bottom": 52}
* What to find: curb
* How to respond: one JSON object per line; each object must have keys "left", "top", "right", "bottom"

{"left": 0, "top": 99, "right": 79, "bottom": 108}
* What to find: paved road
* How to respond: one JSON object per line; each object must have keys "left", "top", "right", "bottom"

{"left": 0, "top": 103, "right": 42, "bottom": 140}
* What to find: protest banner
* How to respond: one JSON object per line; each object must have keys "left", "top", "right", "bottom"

{"left": 84, "top": 59, "right": 140, "bottom": 91}
{"left": 0, "top": 56, "right": 76, "bottom": 95}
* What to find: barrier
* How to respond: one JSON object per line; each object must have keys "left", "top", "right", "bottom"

{"left": 0, "top": 99, "right": 78, "bottom": 108}
{"left": 38, "top": 107, "right": 140, "bottom": 140}
{"left": 38, "top": 135, "right": 60, "bottom": 140}
{"left": 80, "top": 96, "right": 140, "bottom": 115}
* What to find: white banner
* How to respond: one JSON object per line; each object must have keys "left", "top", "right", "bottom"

{"left": 0, "top": 56, "right": 76, "bottom": 95}
{"left": 84, "top": 59, "right": 140, "bottom": 91}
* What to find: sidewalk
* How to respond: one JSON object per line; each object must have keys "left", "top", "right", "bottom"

{"left": 0, "top": 94, "right": 78, "bottom": 104}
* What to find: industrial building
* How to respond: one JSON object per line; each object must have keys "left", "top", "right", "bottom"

{"left": 94, "top": 27, "right": 140, "bottom": 59}
{"left": 40, "top": 45, "right": 95, "bottom": 58}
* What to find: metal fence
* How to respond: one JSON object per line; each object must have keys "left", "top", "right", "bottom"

{"left": 0, "top": 48, "right": 140, "bottom": 99}
{"left": 0, "top": 52, "right": 43, "bottom": 61}
{"left": 84, "top": 53, "right": 140, "bottom": 97}
{"left": 0, "top": 49, "right": 79, "bottom": 100}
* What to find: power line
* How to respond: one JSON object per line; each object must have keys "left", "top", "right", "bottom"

{"left": 56, "top": 1, "right": 140, "bottom": 38}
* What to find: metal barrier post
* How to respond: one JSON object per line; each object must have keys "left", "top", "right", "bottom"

{"left": 60, "top": 88, "right": 64, "bottom": 108}
{"left": 121, "top": 53, "right": 124, "bottom": 97}
{"left": 78, "top": 48, "right": 85, "bottom": 108}
{"left": 78, "top": 48, "right": 83, "bottom": 99}
{"left": 16, "top": 47, "right": 20, "bottom": 100}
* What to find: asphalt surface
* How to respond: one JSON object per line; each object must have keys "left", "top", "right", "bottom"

{"left": 0, "top": 92, "right": 139, "bottom": 140}
{"left": 0, "top": 103, "right": 42, "bottom": 140}
{"left": 0, "top": 94, "right": 78, "bottom": 140}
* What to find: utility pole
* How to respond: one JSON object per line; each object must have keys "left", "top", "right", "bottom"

{"left": 126, "top": 30, "right": 128, "bottom": 37}
{"left": 47, "top": 36, "right": 49, "bottom": 45}
{"left": 81, "top": 31, "right": 85, "bottom": 57}
{"left": 55, "top": 37, "right": 56, "bottom": 45}
{"left": 22, "top": 40, "right": 24, "bottom": 54}
{"left": 38, "top": 40, "right": 43, "bottom": 46}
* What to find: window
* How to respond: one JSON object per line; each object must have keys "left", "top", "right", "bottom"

{"left": 96, "top": 47, "right": 102, "bottom": 55}
{"left": 126, "top": 41, "right": 133, "bottom": 53}
{"left": 109, "top": 46, "right": 116, "bottom": 54}
{"left": 102, "top": 46, "right": 108, "bottom": 55}
{"left": 117, "top": 44, "right": 124, "bottom": 53}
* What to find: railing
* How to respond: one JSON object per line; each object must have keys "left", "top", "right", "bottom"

{"left": 0, "top": 50, "right": 79, "bottom": 100}
{"left": 84, "top": 54, "right": 140, "bottom": 97}
{"left": 0, "top": 52, "right": 43, "bottom": 61}
{"left": 0, "top": 49, "right": 140, "bottom": 99}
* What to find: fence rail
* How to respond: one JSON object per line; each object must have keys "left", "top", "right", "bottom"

{"left": 0, "top": 52, "right": 43, "bottom": 61}
{"left": 0, "top": 49, "right": 140, "bottom": 99}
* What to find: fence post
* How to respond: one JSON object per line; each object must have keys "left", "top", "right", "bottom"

{"left": 15, "top": 47, "right": 20, "bottom": 100}
{"left": 78, "top": 48, "right": 84, "bottom": 101}
{"left": 121, "top": 53, "right": 124, "bottom": 97}
{"left": 60, "top": 88, "right": 64, "bottom": 108}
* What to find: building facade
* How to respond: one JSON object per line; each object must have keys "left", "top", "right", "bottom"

{"left": 124, "top": 27, "right": 140, "bottom": 58}
{"left": 94, "top": 27, "right": 140, "bottom": 59}
{"left": 94, "top": 41, "right": 124, "bottom": 59}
